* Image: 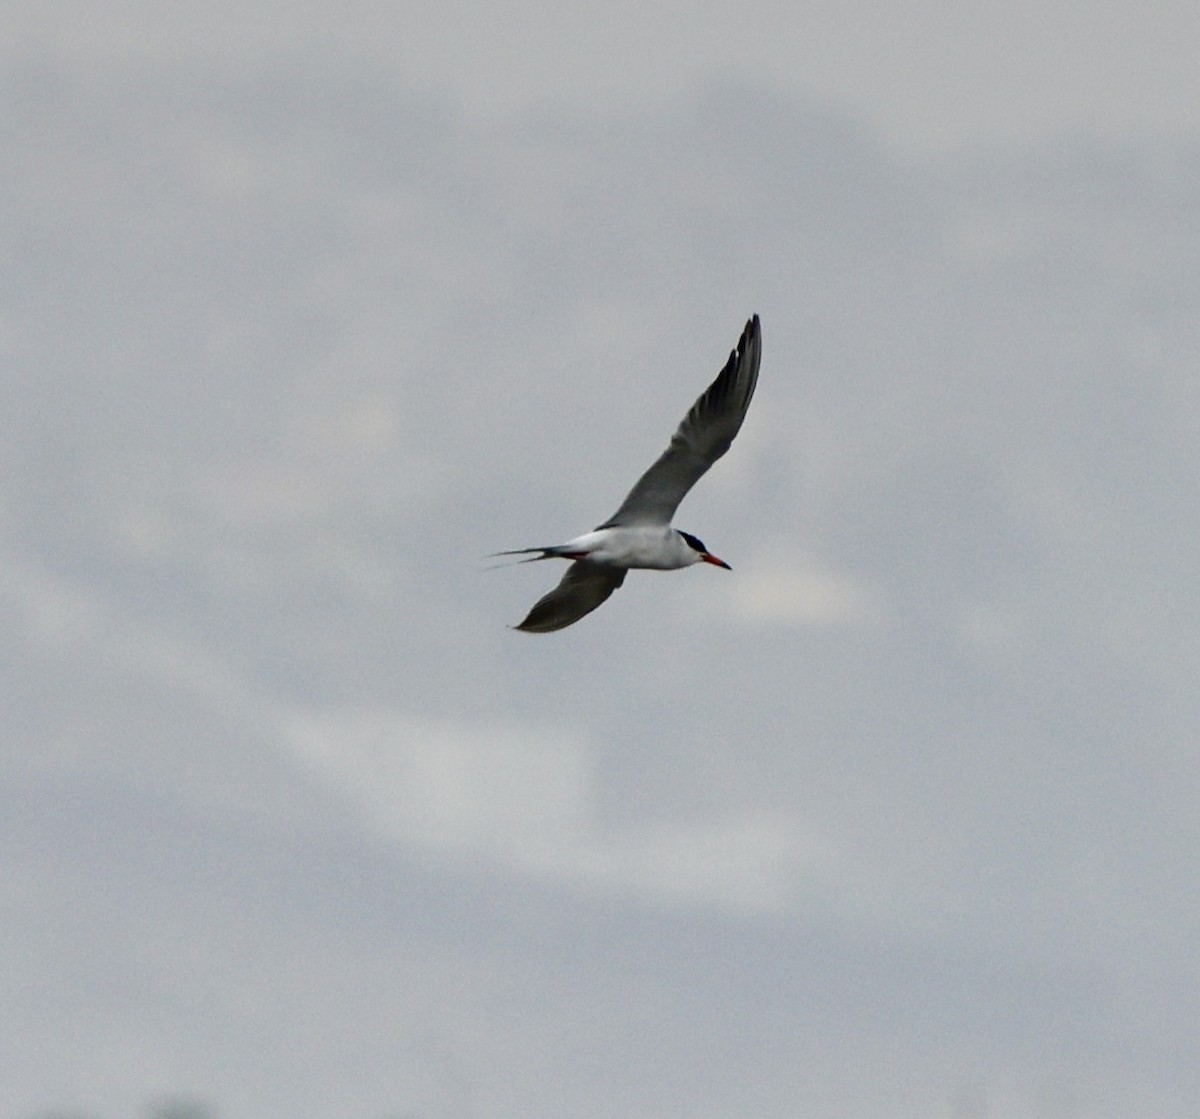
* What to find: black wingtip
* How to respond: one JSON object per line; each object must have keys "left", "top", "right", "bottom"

{"left": 726, "top": 314, "right": 759, "bottom": 369}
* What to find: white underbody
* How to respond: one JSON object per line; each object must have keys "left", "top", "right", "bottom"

{"left": 560, "top": 525, "right": 700, "bottom": 570}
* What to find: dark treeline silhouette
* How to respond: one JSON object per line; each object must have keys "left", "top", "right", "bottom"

{"left": 30, "top": 1101, "right": 214, "bottom": 1119}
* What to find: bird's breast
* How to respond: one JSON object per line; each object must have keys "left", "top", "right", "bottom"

{"left": 567, "top": 526, "right": 692, "bottom": 570}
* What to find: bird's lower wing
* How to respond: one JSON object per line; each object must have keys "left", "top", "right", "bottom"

{"left": 514, "top": 561, "right": 627, "bottom": 633}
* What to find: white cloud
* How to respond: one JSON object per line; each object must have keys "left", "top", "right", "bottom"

{"left": 724, "top": 558, "right": 886, "bottom": 627}
{"left": 284, "top": 710, "right": 827, "bottom": 912}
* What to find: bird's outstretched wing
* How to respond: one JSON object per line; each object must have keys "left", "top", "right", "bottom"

{"left": 514, "top": 561, "right": 627, "bottom": 633}
{"left": 599, "top": 314, "right": 761, "bottom": 528}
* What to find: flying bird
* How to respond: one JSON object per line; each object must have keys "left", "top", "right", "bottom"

{"left": 498, "top": 314, "right": 761, "bottom": 632}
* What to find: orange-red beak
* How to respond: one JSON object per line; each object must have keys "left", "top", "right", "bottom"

{"left": 700, "top": 552, "right": 731, "bottom": 570}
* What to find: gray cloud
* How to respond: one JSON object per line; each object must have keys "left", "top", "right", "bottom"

{"left": 3, "top": 45, "right": 1199, "bottom": 1119}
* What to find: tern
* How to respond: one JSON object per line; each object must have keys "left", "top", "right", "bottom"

{"left": 498, "top": 314, "right": 761, "bottom": 633}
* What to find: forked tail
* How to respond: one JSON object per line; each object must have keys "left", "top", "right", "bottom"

{"left": 485, "top": 546, "right": 563, "bottom": 568}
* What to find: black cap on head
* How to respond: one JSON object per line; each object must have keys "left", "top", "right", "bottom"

{"left": 678, "top": 531, "right": 708, "bottom": 554}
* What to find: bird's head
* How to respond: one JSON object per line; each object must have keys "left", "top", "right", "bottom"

{"left": 678, "top": 530, "right": 731, "bottom": 570}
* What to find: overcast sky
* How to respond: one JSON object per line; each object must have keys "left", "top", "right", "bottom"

{"left": 4, "top": 4, "right": 1200, "bottom": 1119}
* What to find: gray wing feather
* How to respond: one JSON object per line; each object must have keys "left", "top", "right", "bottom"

{"left": 599, "top": 314, "right": 761, "bottom": 528}
{"left": 514, "top": 561, "right": 627, "bottom": 633}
